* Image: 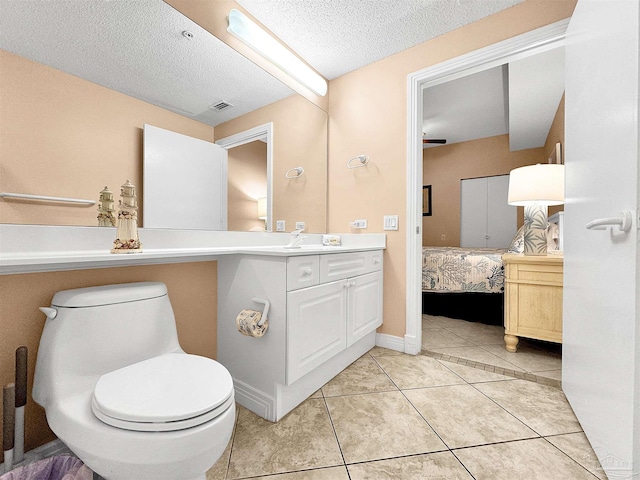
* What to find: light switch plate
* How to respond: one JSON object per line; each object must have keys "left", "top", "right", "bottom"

{"left": 384, "top": 215, "right": 399, "bottom": 231}
{"left": 295, "top": 221, "right": 305, "bottom": 231}
{"left": 276, "top": 220, "right": 286, "bottom": 232}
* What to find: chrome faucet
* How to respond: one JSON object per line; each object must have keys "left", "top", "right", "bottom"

{"left": 285, "top": 229, "right": 306, "bottom": 248}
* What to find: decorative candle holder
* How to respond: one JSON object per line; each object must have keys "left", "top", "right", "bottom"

{"left": 97, "top": 186, "right": 116, "bottom": 227}
{"left": 111, "top": 180, "right": 142, "bottom": 254}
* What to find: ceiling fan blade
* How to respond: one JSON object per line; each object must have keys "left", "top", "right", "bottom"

{"left": 422, "top": 139, "right": 447, "bottom": 144}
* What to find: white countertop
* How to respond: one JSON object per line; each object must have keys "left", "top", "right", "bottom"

{"left": 0, "top": 225, "right": 386, "bottom": 274}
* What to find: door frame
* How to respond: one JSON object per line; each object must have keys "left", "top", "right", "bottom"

{"left": 216, "top": 122, "right": 274, "bottom": 231}
{"left": 404, "top": 20, "right": 570, "bottom": 354}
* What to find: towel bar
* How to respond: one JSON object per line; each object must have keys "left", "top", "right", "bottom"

{"left": 0, "top": 192, "right": 97, "bottom": 205}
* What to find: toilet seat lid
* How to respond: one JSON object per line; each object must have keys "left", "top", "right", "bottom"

{"left": 92, "top": 353, "right": 233, "bottom": 425}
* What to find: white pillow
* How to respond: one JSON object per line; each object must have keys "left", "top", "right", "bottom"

{"left": 546, "top": 222, "right": 560, "bottom": 251}
{"left": 507, "top": 226, "right": 525, "bottom": 253}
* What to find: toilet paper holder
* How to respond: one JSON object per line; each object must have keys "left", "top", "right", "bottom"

{"left": 252, "top": 297, "right": 270, "bottom": 326}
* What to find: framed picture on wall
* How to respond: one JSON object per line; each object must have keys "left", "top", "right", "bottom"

{"left": 423, "top": 185, "right": 432, "bottom": 216}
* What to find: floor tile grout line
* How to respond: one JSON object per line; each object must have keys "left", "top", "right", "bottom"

{"left": 541, "top": 436, "right": 604, "bottom": 479}
{"left": 464, "top": 380, "right": 556, "bottom": 439}
{"left": 396, "top": 386, "right": 454, "bottom": 452}
{"left": 221, "top": 409, "right": 242, "bottom": 480}
{"left": 320, "top": 394, "right": 352, "bottom": 479}
{"left": 370, "top": 352, "right": 460, "bottom": 453}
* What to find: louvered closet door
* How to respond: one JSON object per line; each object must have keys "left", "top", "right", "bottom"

{"left": 460, "top": 175, "right": 516, "bottom": 248}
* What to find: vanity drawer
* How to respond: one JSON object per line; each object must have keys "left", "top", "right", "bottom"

{"left": 319, "top": 250, "right": 383, "bottom": 283}
{"left": 287, "top": 255, "right": 320, "bottom": 291}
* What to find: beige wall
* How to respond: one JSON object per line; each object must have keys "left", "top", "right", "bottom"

{"left": 327, "top": 0, "right": 577, "bottom": 338}
{"left": 215, "top": 94, "right": 328, "bottom": 233}
{"left": 422, "top": 135, "right": 545, "bottom": 246}
{"left": 0, "top": 50, "right": 213, "bottom": 227}
{"left": 227, "top": 140, "right": 268, "bottom": 232}
{"left": 0, "top": 262, "right": 217, "bottom": 462}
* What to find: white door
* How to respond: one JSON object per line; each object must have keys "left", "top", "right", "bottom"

{"left": 347, "top": 271, "right": 383, "bottom": 347}
{"left": 460, "top": 177, "right": 487, "bottom": 247}
{"left": 563, "top": 1, "right": 639, "bottom": 478}
{"left": 486, "top": 175, "right": 516, "bottom": 247}
{"left": 143, "top": 124, "right": 227, "bottom": 230}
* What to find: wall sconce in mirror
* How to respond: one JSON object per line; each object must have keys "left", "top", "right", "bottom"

{"left": 423, "top": 185, "right": 432, "bottom": 216}
{"left": 227, "top": 9, "right": 327, "bottom": 96}
{"left": 285, "top": 167, "right": 305, "bottom": 179}
{"left": 347, "top": 154, "right": 369, "bottom": 169}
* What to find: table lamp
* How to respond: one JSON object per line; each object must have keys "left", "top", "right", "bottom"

{"left": 508, "top": 164, "right": 564, "bottom": 255}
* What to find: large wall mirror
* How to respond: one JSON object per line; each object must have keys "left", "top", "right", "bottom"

{"left": 0, "top": 0, "right": 328, "bottom": 233}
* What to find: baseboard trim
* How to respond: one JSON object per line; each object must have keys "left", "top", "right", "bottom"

{"left": 375, "top": 333, "right": 407, "bottom": 353}
{"left": 232, "top": 379, "right": 274, "bottom": 421}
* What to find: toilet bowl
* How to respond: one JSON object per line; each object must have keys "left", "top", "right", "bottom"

{"left": 33, "top": 282, "right": 235, "bottom": 480}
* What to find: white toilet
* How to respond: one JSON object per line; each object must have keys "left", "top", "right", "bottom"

{"left": 33, "top": 282, "right": 235, "bottom": 480}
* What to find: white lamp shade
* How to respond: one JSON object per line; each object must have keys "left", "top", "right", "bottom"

{"left": 508, "top": 164, "right": 565, "bottom": 206}
{"left": 257, "top": 197, "right": 267, "bottom": 220}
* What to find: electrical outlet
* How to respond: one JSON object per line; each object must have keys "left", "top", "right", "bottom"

{"left": 441, "top": 234, "right": 446, "bottom": 241}
{"left": 276, "top": 220, "right": 286, "bottom": 232}
{"left": 383, "top": 215, "right": 399, "bottom": 231}
{"left": 295, "top": 221, "right": 305, "bottom": 231}
{"left": 351, "top": 219, "right": 368, "bottom": 229}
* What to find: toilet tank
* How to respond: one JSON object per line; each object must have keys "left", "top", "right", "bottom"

{"left": 33, "top": 282, "right": 183, "bottom": 407}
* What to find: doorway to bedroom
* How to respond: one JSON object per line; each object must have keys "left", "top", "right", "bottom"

{"left": 411, "top": 22, "right": 567, "bottom": 384}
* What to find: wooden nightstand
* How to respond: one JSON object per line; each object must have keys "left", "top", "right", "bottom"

{"left": 502, "top": 253, "right": 563, "bottom": 352}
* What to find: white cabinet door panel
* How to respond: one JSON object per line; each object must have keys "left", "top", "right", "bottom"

{"left": 347, "top": 271, "right": 383, "bottom": 347}
{"left": 286, "top": 281, "right": 347, "bottom": 385}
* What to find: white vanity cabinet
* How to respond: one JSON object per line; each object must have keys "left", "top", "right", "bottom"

{"left": 217, "top": 249, "right": 383, "bottom": 422}
{"left": 287, "top": 252, "right": 383, "bottom": 384}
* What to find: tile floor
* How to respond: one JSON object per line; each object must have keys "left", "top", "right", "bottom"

{"left": 422, "top": 314, "right": 563, "bottom": 387}
{"left": 207, "top": 346, "right": 607, "bottom": 480}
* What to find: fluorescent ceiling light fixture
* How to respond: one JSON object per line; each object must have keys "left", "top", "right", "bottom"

{"left": 228, "top": 9, "right": 327, "bottom": 96}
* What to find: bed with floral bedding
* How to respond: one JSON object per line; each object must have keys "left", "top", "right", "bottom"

{"left": 421, "top": 246, "right": 506, "bottom": 325}
{"left": 422, "top": 246, "right": 506, "bottom": 293}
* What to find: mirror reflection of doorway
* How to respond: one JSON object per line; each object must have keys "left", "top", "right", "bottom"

{"left": 226, "top": 139, "right": 268, "bottom": 232}
{"left": 216, "top": 123, "right": 273, "bottom": 232}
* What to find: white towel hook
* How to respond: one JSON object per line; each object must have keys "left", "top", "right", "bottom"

{"left": 347, "top": 154, "right": 369, "bottom": 169}
{"left": 252, "top": 297, "right": 270, "bottom": 326}
{"left": 585, "top": 210, "right": 633, "bottom": 232}
{"left": 285, "top": 167, "right": 304, "bottom": 178}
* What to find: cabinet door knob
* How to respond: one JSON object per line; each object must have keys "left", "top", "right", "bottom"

{"left": 301, "top": 267, "right": 312, "bottom": 276}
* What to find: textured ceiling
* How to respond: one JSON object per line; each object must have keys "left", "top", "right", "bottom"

{"left": 422, "top": 46, "right": 565, "bottom": 151}
{"left": 0, "top": 0, "right": 293, "bottom": 126}
{"left": 236, "top": 0, "right": 524, "bottom": 80}
{"left": 1, "top": 0, "right": 559, "bottom": 145}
